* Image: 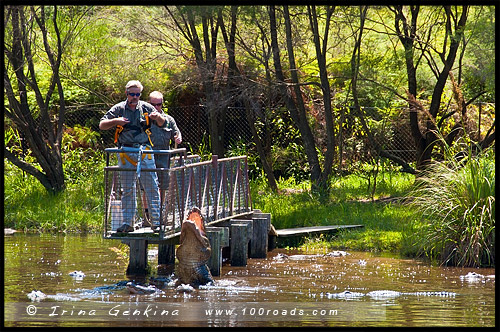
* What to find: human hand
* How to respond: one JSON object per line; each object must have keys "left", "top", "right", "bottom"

{"left": 115, "top": 117, "right": 130, "bottom": 126}
{"left": 148, "top": 111, "right": 162, "bottom": 121}
{"left": 174, "top": 135, "right": 182, "bottom": 144}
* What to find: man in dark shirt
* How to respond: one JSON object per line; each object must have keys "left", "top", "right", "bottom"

{"left": 100, "top": 80, "right": 166, "bottom": 232}
{"left": 148, "top": 90, "right": 182, "bottom": 185}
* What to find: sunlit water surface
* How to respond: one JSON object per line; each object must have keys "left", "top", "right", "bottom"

{"left": 4, "top": 233, "right": 495, "bottom": 327}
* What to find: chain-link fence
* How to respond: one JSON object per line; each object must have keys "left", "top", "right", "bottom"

{"left": 60, "top": 102, "right": 495, "bottom": 173}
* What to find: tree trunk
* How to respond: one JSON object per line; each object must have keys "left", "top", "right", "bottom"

{"left": 269, "top": 6, "right": 324, "bottom": 192}
{"left": 4, "top": 6, "right": 66, "bottom": 194}
{"left": 394, "top": 5, "right": 470, "bottom": 169}
{"left": 307, "top": 5, "right": 336, "bottom": 188}
{"left": 243, "top": 100, "right": 279, "bottom": 192}
{"left": 219, "top": 6, "right": 278, "bottom": 192}
{"left": 167, "top": 6, "right": 225, "bottom": 157}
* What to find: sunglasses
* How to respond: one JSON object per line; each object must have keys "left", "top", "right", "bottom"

{"left": 151, "top": 103, "right": 163, "bottom": 107}
{"left": 127, "top": 92, "right": 141, "bottom": 97}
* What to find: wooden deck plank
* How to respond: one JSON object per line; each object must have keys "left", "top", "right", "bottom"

{"left": 275, "top": 224, "right": 363, "bottom": 237}
{"left": 107, "top": 224, "right": 364, "bottom": 241}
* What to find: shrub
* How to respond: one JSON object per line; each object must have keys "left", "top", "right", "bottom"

{"left": 405, "top": 149, "right": 495, "bottom": 267}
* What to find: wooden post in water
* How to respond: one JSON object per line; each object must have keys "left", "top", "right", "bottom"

{"left": 158, "top": 243, "right": 175, "bottom": 265}
{"left": 206, "top": 229, "right": 221, "bottom": 276}
{"left": 206, "top": 227, "right": 228, "bottom": 276}
{"left": 125, "top": 239, "right": 148, "bottom": 275}
{"left": 250, "top": 216, "right": 270, "bottom": 258}
{"left": 230, "top": 223, "right": 249, "bottom": 266}
{"left": 252, "top": 212, "right": 272, "bottom": 253}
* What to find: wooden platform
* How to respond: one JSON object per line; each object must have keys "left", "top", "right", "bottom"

{"left": 275, "top": 224, "right": 364, "bottom": 237}
{"left": 272, "top": 224, "right": 364, "bottom": 248}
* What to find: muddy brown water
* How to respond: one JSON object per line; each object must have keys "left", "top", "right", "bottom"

{"left": 3, "top": 233, "right": 495, "bottom": 327}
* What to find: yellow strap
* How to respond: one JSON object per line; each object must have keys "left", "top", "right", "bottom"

{"left": 114, "top": 125, "right": 124, "bottom": 143}
{"left": 119, "top": 146, "right": 151, "bottom": 166}
{"left": 120, "top": 152, "right": 137, "bottom": 166}
{"left": 144, "top": 145, "right": 152, "bottom": 160}
{"left": 145, "top": 128, "right": 154, "bottom": 147}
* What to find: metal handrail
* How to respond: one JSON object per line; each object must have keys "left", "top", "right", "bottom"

{"left": 103, "top": 150, "right": 253, "bottom": 241}
{"left": 161, "top": 155, "right": 252, "bottom": 239}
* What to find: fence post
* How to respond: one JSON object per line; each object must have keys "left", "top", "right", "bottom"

{"left": 212, "top": 155, "right": 218, "bottom": 222}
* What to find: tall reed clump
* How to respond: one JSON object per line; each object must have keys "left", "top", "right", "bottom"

{"left": 405, "top": 149, "right": 495, "bottom": 267}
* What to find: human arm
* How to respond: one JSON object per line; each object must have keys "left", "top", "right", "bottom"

{"left": 174, "top": 132, "right": 182, "bottom": 144}
{"left": 167, "top": 115, "right": 182, "bottom": 144}
{"left": 99, "top": 117, "right": 130, "bottom": 130}
{"left": 148, "top": 111, "right": 165, "bottom": 127}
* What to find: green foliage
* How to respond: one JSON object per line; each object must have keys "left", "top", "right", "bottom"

{"left": 187, "top": 134, "right": 212, "bottom": 161}
{"left": 267, "top": 111, "right": 310, "bottom": 181}
{"left": 4, "top": 159, "right": 105, "bottom": 232}
{"left": 251, "top": 170, "right": 416, "bottom": 252}
{"left": 461, "top": 6, "right": 496, "bottom": 102}
{"left": 5, "top": 123, "right": 105, "bottom": 232}
{"left": 226, "top": 139, "right": 262, "bottom": 180}
{"left": 403, "top": 148, "right": 495, "bottom": 267}
{"left": 62, "top": 126, "right": 104, "bottom": 184}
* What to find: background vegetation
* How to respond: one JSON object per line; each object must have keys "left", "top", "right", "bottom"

{"left": 4, "top": 5, "right": 495, "bottom": 267}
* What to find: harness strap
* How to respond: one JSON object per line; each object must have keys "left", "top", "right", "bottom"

{"left": 120, "top": 152, "right": 137, "bottom": 167}
{"left": 114, "top": 125, "right": 124, "bottom": 143}
{"left": 114, "top": 106, "right": 153, "bottom": 145}
{"left": 143, "top": 112, "right": 154, "bottom": 147}
{"left": 119, "top": 146, "right": 152, "bottom": 167}
{"left": 145, "top": 128, "right": 154, "bottom": 147}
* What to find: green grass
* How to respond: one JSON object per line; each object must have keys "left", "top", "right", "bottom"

{"left": 4, "top": 149, "right": 105, "bottom": 233}
{"left": 251, "top": 170, "right": 416, "bottom": 253}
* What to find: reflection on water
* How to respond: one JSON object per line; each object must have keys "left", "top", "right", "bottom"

{"left": 4, "top": 233, "right": 495, "bottom": 327}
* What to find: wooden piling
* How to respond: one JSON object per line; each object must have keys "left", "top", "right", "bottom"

{"left": 205, "top": 227, "right": 228, "bottom": 276}
{"left": 250, "top": 216, "right": 270, "bottom": 258}
{"left": 252, "top": 212, "right": 273, "bottom": 251}
{"left": 125, "top": 239, "right": 148, "bottom": 275}
{"left": 158, "top": 243, "right": 175, "bottom": 265}
{"left": 230, "top": 223, "right": 249, "bottom": 266}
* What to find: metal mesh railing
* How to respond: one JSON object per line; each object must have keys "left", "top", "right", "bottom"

{"left": 103, "top": 146, "right": 252, "bottom": 239}
{"left": 103, "top": 147, "right": 190, "bottom": 237}
{"left": 161, "top": 155, "right": 252, "bottom": 239}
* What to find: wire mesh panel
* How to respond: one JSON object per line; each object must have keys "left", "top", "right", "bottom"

{"left": 103, "top": 147, "right": 187, "bottom": 238}
{"left": 161, "top": 155, "right": 252, "bottom": 240}
{"left": 104, "top": 166, "right": 150, "bottom": 234}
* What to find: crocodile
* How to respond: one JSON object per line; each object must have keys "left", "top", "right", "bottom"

{"left": 175, "top": 207, "right": 214, "bottom": 288}
{"left": 126, "top": 281, "right": 163, "bottom": 295}
{"left": 326, "top": 290, "right": 457, "bottom": 300}
{"left": 125, "top": 276, "right": 176, "bottom": 294}
{"left": 27, "top": 290, "right": 81, "bottom": 302}
{"left": 28, "top": 279, "right": 172, "bottom": 301}
{"left": 459, "top": 271, "right": 495, "bottom": 282}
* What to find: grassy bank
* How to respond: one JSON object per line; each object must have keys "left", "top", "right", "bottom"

{"left": 251, "top": 171, "right": 416, "bottom": 253}
{"left": 4, "top": 150, "right": 105, "bottom": 233}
